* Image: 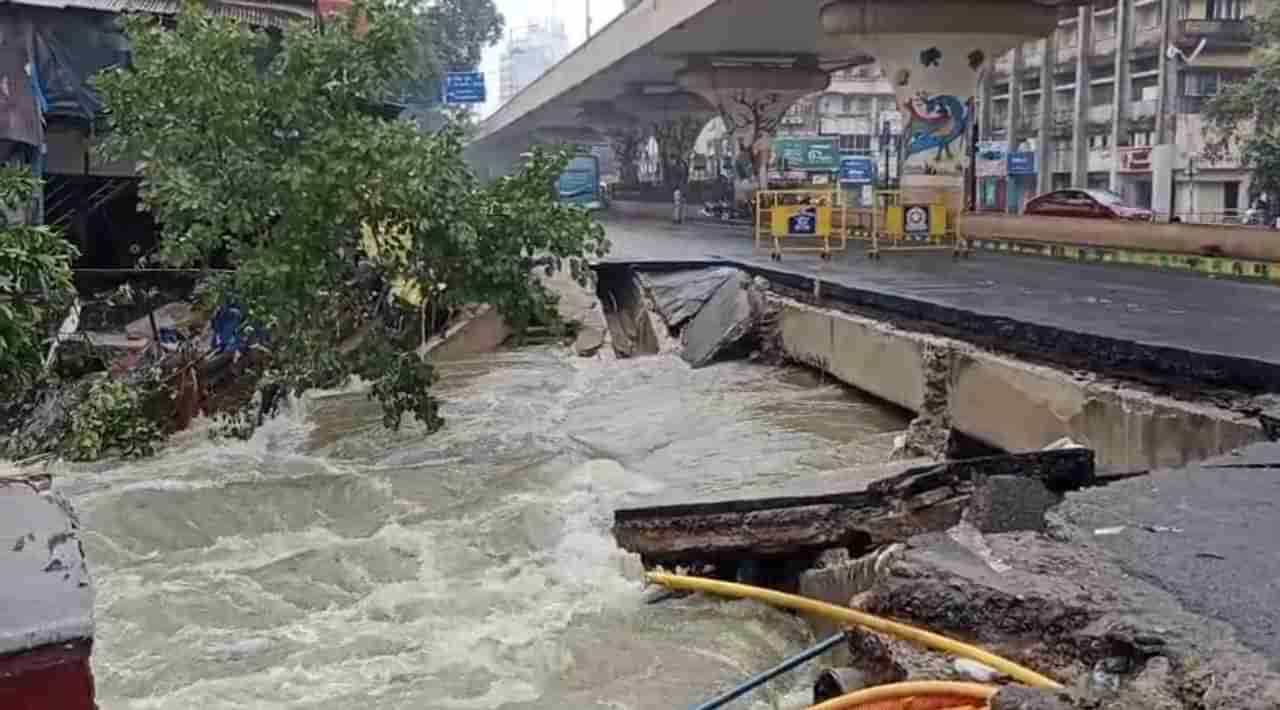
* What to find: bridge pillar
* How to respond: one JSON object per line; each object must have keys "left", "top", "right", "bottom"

{"left": 675, "top": 58, "right": 830, "bottom": 193}
{"left": 821, "top": 0, "right": 1057, "bottom": 211}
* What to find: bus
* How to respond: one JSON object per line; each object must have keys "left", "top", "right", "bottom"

{"left": 556, "top": 154, "right": 604, "bottom": 211}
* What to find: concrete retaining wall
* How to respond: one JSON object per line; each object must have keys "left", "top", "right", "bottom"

{"left": 776, "top": 297, "right": 1261, "bottom": 472}
{"left": 419, "top": 305, "right": 512, "bottom": 363}
{"left": 963, "top": 213, "right": 1280, "bottom": 263}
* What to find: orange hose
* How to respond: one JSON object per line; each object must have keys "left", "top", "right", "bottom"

{"left": 808, "top": 682, "right": 997, "bottom": 710}
{"left": 849, "top": 700, "right": 981, "bottom": 710}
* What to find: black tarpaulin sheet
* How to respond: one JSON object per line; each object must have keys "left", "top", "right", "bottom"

{"left": 33, "top": 9, "right": 129, "bottom": 123}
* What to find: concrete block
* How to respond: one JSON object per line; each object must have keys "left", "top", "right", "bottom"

{"left": 680, "top": 271, "right": 761, "bottom": 368}
{"left": 777, "top": 300, "right": 925, "bottom": 412}
{"left": 637, "top": 267, "right": 737, "bottom": 328}
{"left": 964, "top": 475, "right": 1060, "bottom": 534}
{"left": 950, "top": 349, "right": 1260, "bottom": 473}
{"left": 420, "top": 305, "right": 511, "bottom": 363}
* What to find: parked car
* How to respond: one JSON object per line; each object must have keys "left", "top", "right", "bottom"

{"left": 1024, "top": 188, "right": 1153, "bottom": 221}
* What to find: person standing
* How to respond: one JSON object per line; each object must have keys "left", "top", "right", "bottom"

{"left": 673, "top": 186, "right": 685, "bottom": 224}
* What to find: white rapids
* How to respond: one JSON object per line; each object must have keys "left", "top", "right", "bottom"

{"left": 49, "top": 346, "right": 908, "bottom": 709}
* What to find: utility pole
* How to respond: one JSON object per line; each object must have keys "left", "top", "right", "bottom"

{"left": 1155, "top": 0, "right": 1173, "bottom": 144}
{"left": 585, "top": 0, "right": 592, "bottom": 39}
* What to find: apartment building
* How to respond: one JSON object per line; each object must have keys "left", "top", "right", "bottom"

{"left": 979, "top": 0, "right": 1258, "bottom": 220}
{"left": 499, "top": 19, "right": 571, "bottom": 107}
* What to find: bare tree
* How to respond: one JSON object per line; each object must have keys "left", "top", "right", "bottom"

{"left": 715, "top": 90, "right": 792, "bottom": 185}
{"left": 608, "top": 127, "right": 646, "bottom": 187}
{"left": 651, "top": 116, "right": 705, "bottom": 188}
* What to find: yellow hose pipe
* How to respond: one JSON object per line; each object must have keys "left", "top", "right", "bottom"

{"left": 646, "top": 572, "right": 1061, "bottom": 690}
{"left": 807, "top": 681, "right": 996, "bottom": 710}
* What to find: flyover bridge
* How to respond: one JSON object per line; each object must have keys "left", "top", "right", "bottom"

{"left": 467, "top": 0, "right": 1077, "bottom": 215}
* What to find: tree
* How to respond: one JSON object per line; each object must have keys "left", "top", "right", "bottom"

{"left": 651, "top": 116, "right": 704, "bottom": 188}
{"left": 1203, "top": 3, "right": 1280, "bottom": 210}
{"left": 0, "top": 166, "right": 78, "bottom": 403}
{"left": 609, "top": 128, "right": 644, "bottom": 187}
{"left": 96, "top": 1, "right": 606, "bottom": 433}
{"left": 401, "top": 0, "right": 503, "bottom": 108}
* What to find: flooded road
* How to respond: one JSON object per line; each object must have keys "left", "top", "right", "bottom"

{"left": 56, "top": 347, "right": 909, "bottom": 709}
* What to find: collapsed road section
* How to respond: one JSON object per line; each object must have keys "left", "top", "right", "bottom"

{"left": 599, "top": 260, "right": 1280, "bottom": 709}
{"left": 595, "top": 262, "right": 1268, "bottom": 474}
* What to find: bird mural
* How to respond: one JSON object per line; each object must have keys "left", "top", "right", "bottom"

{"left": 903, "top": 93, "right": 969, "bottom": 167}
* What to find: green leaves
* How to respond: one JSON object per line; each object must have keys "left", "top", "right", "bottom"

{"left": 95, "top": 0, "right": 606, "bottom": 437}
{"left": 65, "top": 377, "right": 163, "bottom": 461}
{"left": 1202, "top": 5, "right": 1280, "bottom": 195}
{"left": 0, "top": 166, "right": 79, "bottom": 400}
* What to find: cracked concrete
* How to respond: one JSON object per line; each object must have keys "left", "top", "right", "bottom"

{"left": 774, "top": 296, "right": 1260, "bottom": 472}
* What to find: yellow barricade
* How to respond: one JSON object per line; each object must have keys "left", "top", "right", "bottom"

{"left": 753, "top": 188, "right": 849, "bottom": 261}
{"left": 868, "top": 190, "right": 971, "bottom": 260}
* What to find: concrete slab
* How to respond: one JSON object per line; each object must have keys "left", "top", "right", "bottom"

{"left": 636, "top": 267, "right": 737, "bottom": 328}
{"left": 0, "top": 474, "right": 93, "bottom": 656}
{"left": 612, "top": 449, "right": 1093, "bottom": 563}
{"left": 773, "top": 296, "right": 1260, "bottom": 472}
{"left": 679, "top": 270, "right": 761, "bottom": 367}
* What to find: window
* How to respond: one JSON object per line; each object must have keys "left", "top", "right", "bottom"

{"left": 1183, "top": 71, "right": 1220, "bottom": 97}
{"left": 1089, "top": 134, "right": 1110, "bottom": 149}
{"left": 819, "top": 94, "right": 845, "bottom": 115}
{"left": 1206, "top": 0, "right": 1249, "bottom": 20}
{"left": 852, "top": 96, "right": 873, "bottom": 114}
{"left": 839, "top": 134, "right": 872, "bottom": 153}
{"left": 1131, "top": 130, "right": 1153, "bottom": 146}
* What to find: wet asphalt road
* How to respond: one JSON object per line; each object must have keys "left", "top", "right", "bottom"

{"left": 1061, "top": 442, "right": 1280, "bottom": 667}
{"left": 601, "top": 216, "right": 1280, "bottom": 369}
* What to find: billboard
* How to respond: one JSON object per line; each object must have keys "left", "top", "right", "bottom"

{"left": 773, "top": 138, "right": 839, "bottom": 170}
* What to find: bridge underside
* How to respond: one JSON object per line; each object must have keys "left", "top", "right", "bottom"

{"left": 468, "top": 0, "right": 1079, "bottom": 185}
{"left": 466, "top": 0, "right": 874, "bottom": 175}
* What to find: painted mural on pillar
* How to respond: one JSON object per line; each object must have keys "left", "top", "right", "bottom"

{"left": 903, "top": 93, "right": 969, "bottom": 172}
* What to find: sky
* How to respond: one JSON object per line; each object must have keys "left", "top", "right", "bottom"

{"left": 477, "top": 0, "right": 625, "bottom": 118}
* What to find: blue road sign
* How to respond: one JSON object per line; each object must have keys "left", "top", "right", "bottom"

{"left": 444, "top": 72, "right": 486, "bottom": 104}
{"left": 788, "top": 208, "right": 817, "bottom": 235}
{"left": 839, "top": 156, "right": 876, "bottom": 184}
{"left": 1007, "top": 151, "right": 1037, "bottom": 176}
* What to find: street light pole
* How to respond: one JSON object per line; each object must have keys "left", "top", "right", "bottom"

{"left": 880, "top": 119, "right": 891, "bottom": 191}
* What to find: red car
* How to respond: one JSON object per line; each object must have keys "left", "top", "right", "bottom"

{"left": 1024, "top": 188, "right": 1154, "bottom": 221}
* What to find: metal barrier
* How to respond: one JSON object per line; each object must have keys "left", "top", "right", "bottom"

{"left": 839, "top": 207, "right": 876, "bottom": 241}
{"left": 754, "top": 188, "right": 849, "bottom": 261}
{"left": 868, "top": 190, "right": 971, "bottom": 260}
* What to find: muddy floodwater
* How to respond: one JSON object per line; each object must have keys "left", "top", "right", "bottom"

{"left": 54, "top": 346, "right": 910, "bottom": 709}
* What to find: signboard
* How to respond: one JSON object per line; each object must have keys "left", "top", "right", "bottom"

{"left": 839, "top": 156, "right": 876, "bottom": 184}
{"left": 444, "top": 72, "right": 486, "bottom": 104}
{"left": 904, "top": 204, "right": 931, "bottom": 234}
{"left": 789, "top": 209, "right": 817, "bottom": 235}
{"left": 1116, "top": 146, "right": 1153, "bottom": 173}
{"left": 1007, "top": 151, "right": 1037, "bottom": 176}
{"left": 771, "top": 205, "right": 833, "bottom": 237}
{"left": 773, "top": 138, "right": 839, "bottom": 170}
{"left": 976, "top": 141, "right": 1009, "bottom": 178}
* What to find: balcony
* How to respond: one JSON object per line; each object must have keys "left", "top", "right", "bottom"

{"left": 1179, "top": 19, "right": 1252, "bottom": 44}
{"left": 1130, "top": 99, "right": 1159, "bottom": 119}
{"left": 1018, "top": 111, "right": 1042, "bottom": 134}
